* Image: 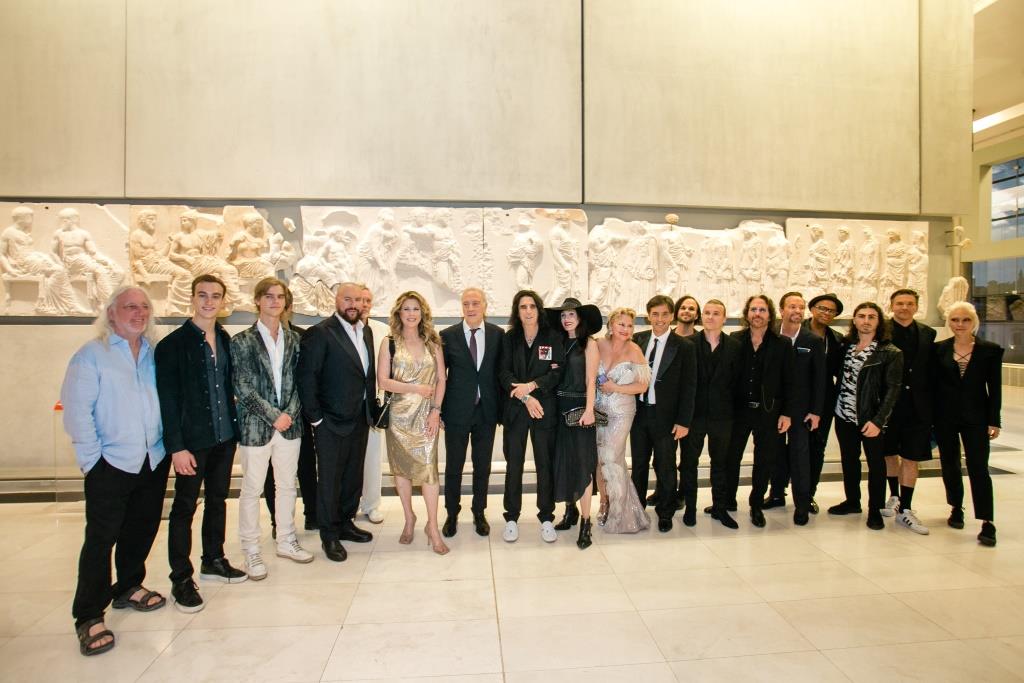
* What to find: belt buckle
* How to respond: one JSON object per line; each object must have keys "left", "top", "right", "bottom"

{"left": 748, "top": 401, "right": 760, "bottom": 409}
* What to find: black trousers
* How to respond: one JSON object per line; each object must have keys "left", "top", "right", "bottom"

{"left": 167, "top": 439, "right": 236, "bottom": 584}
{"left": 73, "top": 456, "right": 170, "bottom": 627}
{"left": 503, "top": 418, "right": 556, "bottom": 523}
{"left": 444, "top": 406, "right": 496, "bottom": 516}
{"left": 630, "top": 405, "right": 681, "bottom": 521}
{"left": 769, "top": 420, "right": 813, "bottom": 512}
{"left": 936, "top": 423, "right": 994, "bottom": 521}
{"left": 835, "top": 418, "right": 886, "bottom": 510}
{"left": 808, "top": 410, "right": 834, "bottom": 498}
{"left": 679, "top": 416, "right": 732, "bottom": 510}
{"left": 727, "top": 407, "right": 780, "bottom": 509}
{"left": 264, "top": 418, "right": 318, "bottom": 525}
{"left": 312, "top": 416, "right": 369, "bottom": 542}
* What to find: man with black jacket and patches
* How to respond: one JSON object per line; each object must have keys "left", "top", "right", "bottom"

{"left": 156, "top": 274, "right": 246, "bottom": 614}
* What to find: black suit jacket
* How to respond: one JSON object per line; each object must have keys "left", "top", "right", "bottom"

{"left": 440, "top": 321, "right": 504, "bottom": 429}
{"left": 802, "top": 320, "right": 843, "bottom": 414}
{"left": 297, "top": 315, "right": 377, "bottom": 436}
{"left": 498, "top": 327, "right": 564, "bottom": 430}
{"left": 632, "top": 330, "right": 697, "bottom": 430}
{"left": 155, "top": 321, "right": 239, "bottom": 454}
{"left": 786, "top": 328, "right": 827, "bottom": 418}
{"left": 892, "top": 320, "right": 937, "bottom": 422}
{"left": 692, "top": 331, "right": 742, "bottom": 421}
{"left": 729, "top": 328, "right": 798, "bottom": 419}
{"left": 932, "top": 337, "right": 1004, "bottom": 428}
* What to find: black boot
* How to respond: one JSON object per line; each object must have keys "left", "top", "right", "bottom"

{"left": 554, "top": 503, "right": 580, "bottom": 531}
{"left": 577, "top": 518, "right": 593, "bottom": 549}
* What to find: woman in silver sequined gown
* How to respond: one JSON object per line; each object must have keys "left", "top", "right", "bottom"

{"left": 595, "top": 308, "right": 652, "bottom": 533}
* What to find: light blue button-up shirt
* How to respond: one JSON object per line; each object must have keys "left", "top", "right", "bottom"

{"left": 60, "top": 333, "right": 166, "bottom": 474}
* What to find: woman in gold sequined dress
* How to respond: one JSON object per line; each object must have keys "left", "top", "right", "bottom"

{"left": 376, "top": 291, "right": 449, "bottom": 554}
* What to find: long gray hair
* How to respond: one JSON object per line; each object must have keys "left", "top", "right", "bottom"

{"left": 92, "top": 285, "right": 159, "bottom": 346}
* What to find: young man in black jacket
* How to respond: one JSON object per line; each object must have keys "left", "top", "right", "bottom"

{"left": 156, "top": 275, "right": 246, "bottom": 614}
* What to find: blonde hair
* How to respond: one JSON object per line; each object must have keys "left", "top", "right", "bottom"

{"left": 605, "top": 307, "right": 637, "bottom": 338}
{"left": 93, "top": 285, "right": 158, "bottom": 346}
{"left": 389, "top": 291, "right": 441, "bottom": 347}
{"left": 945, "top": 300, "right": 980, "bottom": 335}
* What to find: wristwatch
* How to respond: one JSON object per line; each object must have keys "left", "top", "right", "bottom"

{"left": 520, "top": 394, "right": 531, "bottom": 404}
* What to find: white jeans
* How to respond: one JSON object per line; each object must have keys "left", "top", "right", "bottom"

{"left": 239, "top": 431, "right": 301, "bottom": 551}
{"left": 361, "top": 427, "right": 385, "bottom": 513}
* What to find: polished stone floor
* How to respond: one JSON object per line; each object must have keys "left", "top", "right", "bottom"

{"left": 1, "top": 390, "right": 1023, "bottom": 682}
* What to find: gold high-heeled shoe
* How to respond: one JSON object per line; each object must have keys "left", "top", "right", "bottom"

{"left": 597, "top": 498, "right": 609, "bottom": 527}
{"left": 424, "top": 525, "right": 450, "bottom": 555}
{"left": 399, "top": 514, "right": 418, "bottom": 545}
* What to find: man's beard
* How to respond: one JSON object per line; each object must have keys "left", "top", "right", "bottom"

{"left": 338, "top": 307, "right": 360, "bottom": 324}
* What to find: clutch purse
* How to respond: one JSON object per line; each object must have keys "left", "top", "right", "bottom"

{"left": 562, "top": 406, "right": 608, "bottom": 428}
{"left": 373, "top": 337, "right": 396, "bottom": 430}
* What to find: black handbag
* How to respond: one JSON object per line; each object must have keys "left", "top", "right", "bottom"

{"left": 373, "top": 337, "right": 395, "bottom": 430}
{"left": 562, "top": 406, "right": 608, "bottom": 428}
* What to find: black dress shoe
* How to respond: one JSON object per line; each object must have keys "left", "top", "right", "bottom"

{"left": 645, "top": 493, "right": 659, "bottom": 507}
{"left": 750, "top": 508, "right": 766, "bottom": 528}
{"left": 793, "top": 509, "right": 809, "bottom": 526}
{"left": 809, "top": 498, "right": 819, "bottom": 515}
{"left": 304, "top": 519, "right": 319, "bottom": 531}
{"left": 682, "top": 506, "right": 696, "bottom": 527}
{"left": 866, "top": 510, "right": 884, "bottom": 530}
{"left": 828, "top": 500, "right": 863, "bottom": 515}
{"left": 948, "top": 507, "right": 965, "bottom": 529}
{"left": 554, "top": 504, "right": 579, "bottom": 531}
{"left": 442, "top": 515, "right": 457, "bottom": 538}
{"left": 339, "top": 523, "right": 373, "bottom": 543}
{"left": 674, "top": 498, "right": 685, "bottom": 511}
{"left": 322, "top": 540, "right": 347, "bottom": 562}
{"left": 473, "top": 513, "right": 490, "bottom": 536}
{"left": 658, "top": 517, "right": 673, "bottom": 533}
{"left": 703, "top": 505, "right": 716, "bottom": 516}
{"left": 978, "top": 521, "right": 997, "bottom": 547}
{"left": 762, "top": 496, "right": 785, "bottom": 510}
{"left": 717, "top": 509, "right": 739, "bottom": 529}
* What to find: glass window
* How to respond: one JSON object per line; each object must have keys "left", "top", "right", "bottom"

{"left": 970, "top": 256, "right": 1024, "bottom": 363}
{"left": 991, "top": 157, "right": 1024, "bottom": 242}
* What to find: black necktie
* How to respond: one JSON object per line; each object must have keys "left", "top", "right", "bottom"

{"left": 470, "top": 328, "right": 480, "bottom": 403}
{"left": 643, "top": 338, "right": 658, "bottom": 403}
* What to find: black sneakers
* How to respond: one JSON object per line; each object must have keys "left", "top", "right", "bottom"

{"left": 199, "top": 557, "right": 248, "bottom": 584}
{"left": 978, "top": 521, "right": 997, "bottom": 547}
{"left": 171, "top": 580, "right": 204, "bottom": 613}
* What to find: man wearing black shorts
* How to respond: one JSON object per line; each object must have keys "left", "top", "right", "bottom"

{"left": 884, "top": 289, "right": 935, "bottom": 534}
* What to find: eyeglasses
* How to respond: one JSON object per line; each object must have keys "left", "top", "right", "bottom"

{"left": 813, "top": 306, "right": 838, "bottom": 315}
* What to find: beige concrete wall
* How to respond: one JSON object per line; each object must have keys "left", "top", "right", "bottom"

{"left": 584, "top": 0, "right": 921, "bottom": 213}
{"left": 920, "top": 0, "right": 974, "bottom": 216}
{"left": 124, "top": 1, "right": 582, "bottom": 202}
{"left": 0, "top": 0, "right": 126, "bottom": 197}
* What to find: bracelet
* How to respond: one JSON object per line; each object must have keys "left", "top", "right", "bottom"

{"left": 520, "top": 394, "right": 531, "bottom": 404}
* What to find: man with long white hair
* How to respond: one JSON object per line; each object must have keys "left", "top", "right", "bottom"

{"left": 61, "top": 286, "right": 169, "bottom": 656}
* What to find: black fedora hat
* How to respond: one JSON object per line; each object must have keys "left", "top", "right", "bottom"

{"left": 808, "top": 293, "right": 844, "bottom": 316}
{"left": 546, "top": 298, "right": 603, "bottom": 336}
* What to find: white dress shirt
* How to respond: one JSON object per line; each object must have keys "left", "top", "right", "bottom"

{"left": 335, "top": 313, "right": 369, "bottom": 373}
{"left": 462, "top": 320, "right": 485, "bottom": 370}
{"left": 644, "top": 330, "right": 671, "bottom": 404}
{"left": 256, "top": 319, "right": 286, "bottom": 403}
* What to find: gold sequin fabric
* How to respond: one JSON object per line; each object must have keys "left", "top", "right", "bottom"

{"left": 384, "top": 336, "right": 440, "bottom": 485}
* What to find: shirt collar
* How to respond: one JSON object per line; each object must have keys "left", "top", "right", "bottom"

{"left": 652, "top": 329, "right": 670, "bottom": 343}
{"left": 256, "top": 319, "right": 281, "bottom": 342}
{"left": 335, "top": 313, "right": 364, "bottom": 334}
{"left": 463, "top": 320, "right": 483, "bottom": 335}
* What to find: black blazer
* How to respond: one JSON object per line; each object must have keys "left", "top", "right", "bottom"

{"left": 297, "top": 315, "right": 377, "bottom": 436}
{"left": 729, "top": 328, "right": 798, "bottom": 419}
{"left": 788, "top": 328, "right": 827, "bottom": 418}
{"left": 440, "top": 321, "right": 504, "bottom": 429}
{"left": 632, "top": 330, "right": 697, "bottom": 430}
{"left": 498, "top": 327, "right": 564, "bottom": 429}
{"left": 892, "top": 320, "right": 937, "bottom": 422}
{"left": 932, "top": 337, "right": 1004, "bottom": 428}
{"left": 802, "top": 320, "right": 843, "bottom": 414}
{"left": 692, "top": 331, "right": 742, "bottom": 421}
{"left": 155, "top": 321, "right": 239, "bottom": 454}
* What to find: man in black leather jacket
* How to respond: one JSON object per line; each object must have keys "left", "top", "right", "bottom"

{"left": 827, "top": 302, "right": 903, "bottom": 531}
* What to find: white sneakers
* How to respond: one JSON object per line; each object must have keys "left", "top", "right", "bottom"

{"left": 244, "top": 551, "right": 267, "bottom": 581}
{"left": 503, "top": 520, "right": 519, "bottom": 543}
{"left": 541, "top": 521, "right": 557, "bottom": 543}
{"left": 365, "top": 509, "right": 384, "bottom": 524}
{"left": 881, "top": 495, "right": 900, "bottom": 518}
{"left": 896, "top": 509, "right": 930, "bottom": 535}
{"left": 277, "top": 538, "right": 315, "bottom": 563}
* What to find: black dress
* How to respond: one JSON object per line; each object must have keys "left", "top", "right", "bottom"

{"left": 553, "top": 339, "right": 598, "bottom": 502}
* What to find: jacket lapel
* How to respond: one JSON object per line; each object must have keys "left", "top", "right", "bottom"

{"left": 657, "top": 334, "right": 678, "bottom": 382}
{"left": 326, "top": 316, "right": 365, "bottom": 375}
{"left": 251, "top": 324, "right": 274, "bottom": 381}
